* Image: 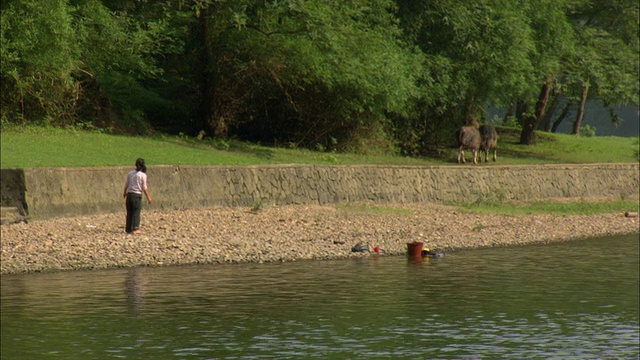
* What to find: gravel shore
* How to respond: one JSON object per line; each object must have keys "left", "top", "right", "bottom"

{"left": 1, "top": 202, "right": 638, "bottom": 274}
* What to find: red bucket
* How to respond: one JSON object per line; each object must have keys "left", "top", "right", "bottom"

{"left": 407, "top": 242, "right": 424, "bottom": 258}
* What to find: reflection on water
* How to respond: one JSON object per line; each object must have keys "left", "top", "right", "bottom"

{"left": 1, "top": 234, "right": 638, "bottom": 359}
{"left": 125, "top": 267, "right": 146, "bottom": 316}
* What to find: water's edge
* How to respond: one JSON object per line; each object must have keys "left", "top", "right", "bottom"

{"left": 2, "top": 203, "right": 638, "bottom": 275}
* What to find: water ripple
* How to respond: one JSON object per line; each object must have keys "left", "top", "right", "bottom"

{"left": 1, "top": 234, "right": 638, "bottom": 359}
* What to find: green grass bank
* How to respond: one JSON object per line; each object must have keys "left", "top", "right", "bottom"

{"left": 1, "top": 126, "right": 638, "bottom": 168}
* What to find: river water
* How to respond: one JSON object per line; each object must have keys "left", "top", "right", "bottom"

{"left": 1, "top": 234, "right": 638, "bottom": 359}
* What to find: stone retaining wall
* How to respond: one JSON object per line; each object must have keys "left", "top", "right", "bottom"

{"left": 1, "top": 163, "right": 638, "bottom": 220}
{"left": 0, "top": 169, "right": 27, "bottom": 214}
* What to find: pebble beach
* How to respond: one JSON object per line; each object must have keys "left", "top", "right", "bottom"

{"left": 1, "top": 202, "right": 638, "bottom": 274}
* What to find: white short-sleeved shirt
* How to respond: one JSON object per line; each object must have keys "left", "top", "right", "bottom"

{"left": 126, "top": 170, "right": 148, "bottom": 194}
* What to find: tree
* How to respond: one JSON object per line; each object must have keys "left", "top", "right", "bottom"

{"left": 192, "top": 0, "right": 420, "bottom": 151}
{"left": 564, "top": 0, "right": 639, "bottom": 135}
{"left": 1, "top": 0, "right": 178, "bottom": 132}
{"left": 516, "top": 0, "right": 574, "bottom": 144}
{"left": 72, "top": 0, "right": 182, "bottom": 132}
{"left": 3, "top": 0, "right": 636, "bottom": 154}
{"left": 519, "top": 79, "right": 554, "bottom": 144}
{"left": 531, "top": 0, "right": 639, "bottom": 138}
{"left": 400, "top": 1, "right": 539, "bottom": 118}
{"left": 396, "top": 0, "right": 545, "bottom": 153}
{"left": 1, "top": 0, "right": 80, "bottom": 124}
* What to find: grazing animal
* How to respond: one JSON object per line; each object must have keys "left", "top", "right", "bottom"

{"left": 479, "top": 125, "right": 498, "bottom": 162}
{"left": 456, "top": 126, "right": 481, "bottom": 164}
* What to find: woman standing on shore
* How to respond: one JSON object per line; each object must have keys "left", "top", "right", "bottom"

{"left": 123, "top": 158, "right": 153, "bottom": 234}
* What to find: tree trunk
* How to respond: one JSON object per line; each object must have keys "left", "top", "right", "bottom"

{"left": 571, "top": 81, "right": 590, "bottom": 135}
{"left": 196, "top": 6, "right": 231, "bottom": 138}
{"left": 515, "top": 100, "right": 527, "bottom": 127}
{"left": 551, "top": 102, "right": 571, "bottom": 133}
{"left": 539, "top": 90, "right": 560, "bottom": 131}
{"left": 463, "top": 98, "right": 482, "bottom": 126}
{"left": 520, "top": 79, "right": 552, "bottom": 145}
{"left": 535, "top": 80, "right": 552, "bottom": 122}
{"left": 197, "top": 7, "right": 215, "bottom": 135}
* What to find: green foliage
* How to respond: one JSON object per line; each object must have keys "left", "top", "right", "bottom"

{"left": 557, "top": 0, "right": 639, "bottom": 122}
{"left": 470, "top": 191, "right": 507, "bottom": 207}
{"left": 1, "top": 0, "right": 183, "bottom": 132}
{"left": 472, "top": 223, "right": 486, "bottom": 232}
{"left": 399, "top": 1, "right": 542, "bottom": 112}
{"left": 72, "top": 0, "right": 182, "bottom": 132}
{"left": 0, "top": 0, "right": 637, "bottom": 155}
{"left": 1, "top": 0, "right": 81, "bottom": 124}
{"left": 393, "top": 0, "right": 578, "bottom": 154}
{"left": 76, "top": 0, "right": 172, "bottom": 78}
{"left": 579, "top": 124, "right": 597, "bottom": 137}
{"left": 250, "top": 198, "right": 267, "bottom": 213}
{"left": 194, "top": 0, "right": 420, "bottom": 151}
{"left": 499, "top": 116, "right": 522, "bottom": 130}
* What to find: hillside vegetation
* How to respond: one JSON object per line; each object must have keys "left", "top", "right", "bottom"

{"left": 2, "top": 1, "right": 637, "bottom": 155}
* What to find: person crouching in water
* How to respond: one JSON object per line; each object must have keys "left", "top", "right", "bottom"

{"left": 123, "top": 158, "right": 153, "bottom": 234}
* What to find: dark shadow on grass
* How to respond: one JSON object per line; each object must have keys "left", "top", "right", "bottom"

{"left": 499, "top": 140, "right": 547, "bottom": 160}
{"left": 226, "top": 141, "right": 275, "bottom": 160}
{"left": 495, "top": 130, "right": 562, "bottom": 161}
{"left": 158, "top": 136, "right": 276, "bottom": 160}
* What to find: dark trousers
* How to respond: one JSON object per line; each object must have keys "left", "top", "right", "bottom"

{"left": 126, "top": 193, "right": 143, "bottom": 233}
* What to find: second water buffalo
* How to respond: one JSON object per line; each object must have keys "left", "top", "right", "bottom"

{"left": 479, "top": 125, "right": 498, "bottom": 162}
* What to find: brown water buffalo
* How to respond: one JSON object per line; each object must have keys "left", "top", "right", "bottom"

{"left": 479, "top": 125, "right": 498, "bottom": 162}
{"left": 456, "top": 125, "right": 481, "bottom": 164}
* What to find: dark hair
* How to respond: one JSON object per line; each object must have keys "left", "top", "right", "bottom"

{"left": 135, "top": 158, "right": 147, "bottom": 173}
